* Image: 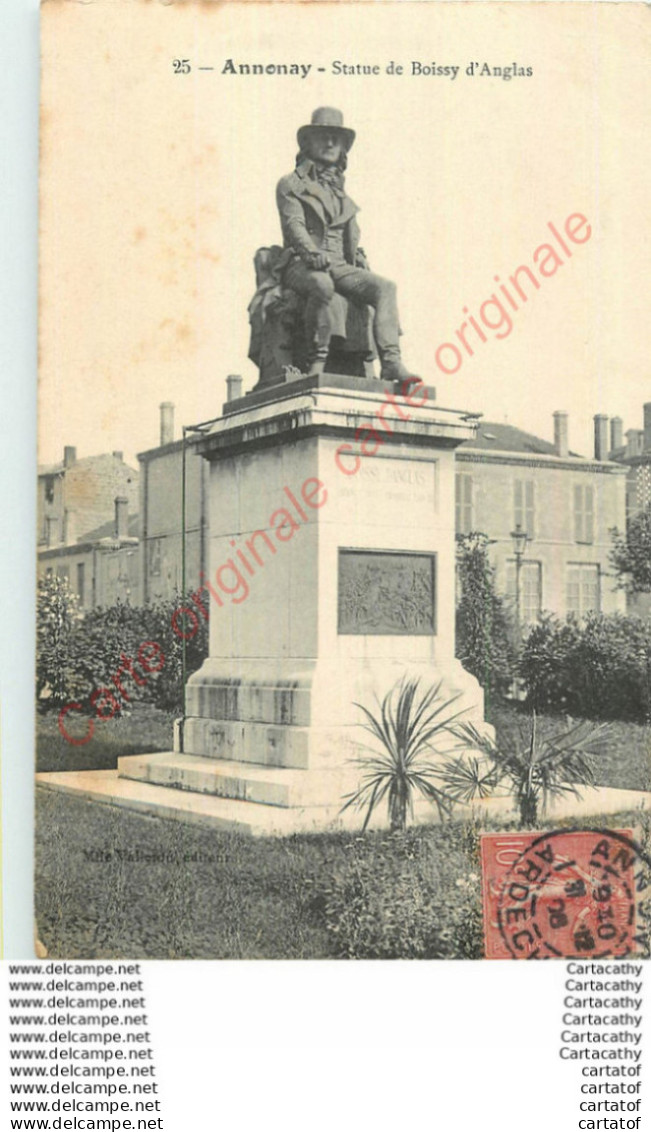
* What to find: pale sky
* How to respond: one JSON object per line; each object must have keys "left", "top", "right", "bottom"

{"left": 39, "top": 1, "right": 651, "bottom": 467}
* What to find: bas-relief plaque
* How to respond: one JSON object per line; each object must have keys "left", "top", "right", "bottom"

{"left": 337, "top": 550, "right": 436, "bottom": 635}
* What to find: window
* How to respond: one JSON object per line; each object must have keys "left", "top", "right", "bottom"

{"left": 77, "top": 562, "right": 85, "bottom": 607}
{"left": 45, "top": 516, "right": 59, "bottom": 546}
{"left": 506, "top": 560, "right": 542, "bottom": 623}
{"left": 574, "top": 484, "right": 594, "bottom": 543}
{"left": 566, "top": 564, "right": 600, "bottom": 615}
{"left": 636, "top": 466, "right": 651, "bottom": 512}
{"left": 455, "top": 473, "right": 473, "bottom": 534}
{"left": 56, "top": 565, "right": 69, "bottom": 583}
{"left": 514, "top": 479, "right": 535, "bottom": 537}
{"left": 149, "top": 538, "right": 162, "bottom": 577}
{"left": 44, "top": 475, "right": 55, "bottom": 504}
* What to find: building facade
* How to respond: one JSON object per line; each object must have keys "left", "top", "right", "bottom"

{"left": 607, "top": 401, "right": 651, "bottom": 617}
{"left": 37, "top": 448, "right": 140, "bottom": 608}
{"left": 42, "top": 398, "right": 634, "bottom": 625}
{"left": 456, "top": 413, "right": 627, "bottom": 623}
{"left": 37, "top": 498, "right": 140, "bottom": 609}
{"left": 38, "top": 447, "right": 139, "bottom": 549}
{"left": 138, "top": 403, "right": 209, "bottom": 605}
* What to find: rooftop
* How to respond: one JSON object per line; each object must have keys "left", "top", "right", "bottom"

{"left": 461, "top": 421, "right": 581, "bottom": 458}
{"left": 37, "top": 452, "right": 137, "bottom": 476}
{"left": 80, "top": 514, "right": 140, "bottom": 542}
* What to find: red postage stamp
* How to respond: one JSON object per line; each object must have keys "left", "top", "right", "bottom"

{"left": 481, "top": 829, "right": 650, "bottom": 960}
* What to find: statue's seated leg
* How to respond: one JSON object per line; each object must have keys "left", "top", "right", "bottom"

{"left": 251, "top": 254, "right": 378, "bottom": 387}
{"left": 327, "top": 292, "right": 376, "bottom": 377}
{"left": 331, "top": 267, "right": 413, "bottom": 383}
{"left": 284, "top": 261, "right": 376, "bottom": 378}
{"left": 282, "top": 262, "right": 336, "bottom": 376}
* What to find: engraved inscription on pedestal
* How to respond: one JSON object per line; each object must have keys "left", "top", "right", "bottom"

{"left": 338, "top": 458, "right": 436, "bottom": 513}
{"left": 338, "top": 550, "right": 436, "bottom": 635}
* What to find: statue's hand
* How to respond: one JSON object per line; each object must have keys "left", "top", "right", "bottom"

{"left": 304, "top": 250, "right": 331, "bottom": 271}
{"left": 355, "top": 247, "right": 370, "bottom": 270}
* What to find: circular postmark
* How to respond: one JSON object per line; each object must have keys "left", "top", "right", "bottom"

{"left": 497, "top": 828, "right": 651, "bottom": 960}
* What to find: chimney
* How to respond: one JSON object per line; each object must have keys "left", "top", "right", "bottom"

{"left": 626, "top": 428, "right": 641, "bottom": 458}
{"left": 553, "top": 411, "right": 569, "bottom": 457}
{"left": 226, "top": 374, "right": 243, "bottom": 403}
{"left": 63, "top": 445, "right": 77, "bottom": 467}
{"left": 63, "top": 508, "right": 76, "bottom": 544}
{"left": 610, "top": 416, "right": 623, "bottom": 455}
{"left": 114, "top": 496, "right": 129, "bottom": 539}
{"left": 159, "top": 402, "right": 175, "bottom": 446}
{"left": 644, "top": 403, "right": 651, "bottom": 452}
{"left": 112, "top": 450, "right": 123, "bottom": 462}
{"left": 594, "top": 414, "right": 609, "bottom": 461}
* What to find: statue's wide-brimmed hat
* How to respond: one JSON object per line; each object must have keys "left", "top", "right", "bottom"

{"left": 297, "top": 107, "right": 356, "bottom": 152}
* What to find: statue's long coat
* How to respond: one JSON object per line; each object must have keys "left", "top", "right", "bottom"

{"left": 276, "top": 165, "right": 361, "bottom": 265}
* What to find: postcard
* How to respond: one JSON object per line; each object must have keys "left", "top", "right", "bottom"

{"left": 35, "top": 0, "right": 651, "bottom": 961}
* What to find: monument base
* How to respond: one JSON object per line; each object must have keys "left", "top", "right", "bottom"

{"left": 113, "top": 377, "right": 490, "bottom": 831}
{"left": 36, "top": 768, "right": 651, "bottom": 837}
{"left": 111, "top": 654, "right": 488, "bottom": 832}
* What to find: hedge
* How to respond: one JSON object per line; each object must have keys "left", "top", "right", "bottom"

{"left": 521, "top": 612, "right": 651, "bottom": 724}
{"left": 36, "top": 577, "right": 209, "bottom": 715}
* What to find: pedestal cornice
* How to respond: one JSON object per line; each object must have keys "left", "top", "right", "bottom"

{"left": 197, "top": 377, "right": 480, "bottom": 462}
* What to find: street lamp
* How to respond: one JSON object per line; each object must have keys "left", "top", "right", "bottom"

{"left": 510, "top": 522, "right": 531, "bottom": 632}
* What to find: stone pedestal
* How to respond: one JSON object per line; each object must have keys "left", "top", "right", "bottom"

{"left": 118, "top": 375, "right": 486, "bottom": 832}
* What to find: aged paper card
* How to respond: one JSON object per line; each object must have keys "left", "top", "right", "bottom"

{"left": 36, "top": 0, "right": 651, "bottom": 961}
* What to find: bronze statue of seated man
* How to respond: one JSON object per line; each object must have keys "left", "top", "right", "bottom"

{"left": 275, "top": 107, "right": 414, "bottom": 383}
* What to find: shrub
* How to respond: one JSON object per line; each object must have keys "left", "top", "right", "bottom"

{"left": 521, "top": 612, "right": 651, "bottom": 723}
{"left": 132, "top": 597, "right": 209, "bottom": 713}
{"left": 319, "top": 826, "right": 484, "bottom": 959}
{"left": 341, "top": 677, "right": 468, "bottom": 832}
{"left": 61, "top": 602, "right": 146, "bottom": 707}
{"left": 455, "top": 533, "right": 517, "bottom": 708}
{"left": 36, "top": 576, "right": 85, "bottom": 708}
{"left": 440, "top": 713, "right": 607, "bottom": 828}
{"left": 36, "top": 592, "right": 209, "bottom": 715}
{"left": 610, "top": 507, "right": 651, "bottom": 594}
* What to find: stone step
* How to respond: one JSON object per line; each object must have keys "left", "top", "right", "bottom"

{"left": 117, "top": 752, "right": 359, "bottom": 809}
{"left": 35, "top": 769, "right": 357, "bottom": 836}
{"left": 36, "top": 767, "right": 651, "bottom": 838}
{"left": 119, "top": 752, "right": 292, "bottom": 807}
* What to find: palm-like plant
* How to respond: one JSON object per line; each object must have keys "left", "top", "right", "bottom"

{"left": 340, "top": 677, "right": 469, "bottom": 832}
{"left": 438, "top": 712, "right": 610, "bottom": 827}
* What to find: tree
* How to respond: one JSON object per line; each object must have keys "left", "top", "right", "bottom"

{"left": 439, "top": 713, "right": 609, "bottom": 828}
{"left": 610, "top": 507, "right": 651, "bottom": 594}
{"left": 341, "top": 677, "right": 468, "bottom": 832}
{"left": 455, "top": 532, "right": 516, "bottom": 708}
{"left": 36, "top": 575, "right": 84, "bottom": 707}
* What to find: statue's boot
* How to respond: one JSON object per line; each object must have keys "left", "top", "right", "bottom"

{"left": 378, "top": 351, "right": 418, "bottom": 385}
{"left": 306, "top": 346, "right": 329, "bottom": 377}
{"left": 373, "top": 300, "right": 416, "bottom": 383}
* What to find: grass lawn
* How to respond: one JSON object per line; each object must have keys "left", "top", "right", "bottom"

{"left": 487, "top": 703, "right": 651, "bottom": 792}
{"left": 36, "top": 790, "right": 337, "bottom": 960}
{"left": 36, "top": 705, "right": 175, "bottom": 773}
{"left": 35, "top": 701, "right": 651, "bottom": 959}
{"left": 35, "top": 788, "right": 651, "bottom": 961}
{"left": 37, "top": 703, "right": 651, "bottom": 789}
